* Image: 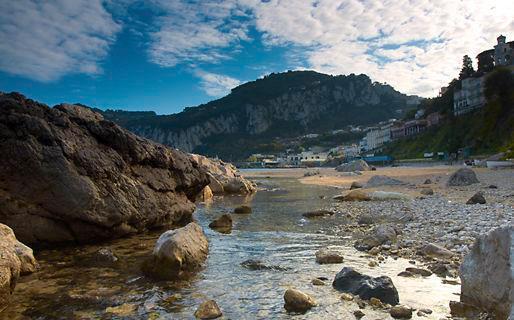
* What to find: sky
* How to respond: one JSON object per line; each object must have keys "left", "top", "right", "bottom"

{"left": 0, "top": 0, "right": 513, "bottom": 114}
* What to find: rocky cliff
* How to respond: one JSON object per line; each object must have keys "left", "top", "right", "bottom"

{"left": 0, "top": 92, "right": 210, "bottom": 246}
{"left": 101, "top": 71, "right": 419, "bottom": 160}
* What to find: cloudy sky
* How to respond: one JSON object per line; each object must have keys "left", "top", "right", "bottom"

{"left": 0, "top": 0, "right": 513, "bottom": 114}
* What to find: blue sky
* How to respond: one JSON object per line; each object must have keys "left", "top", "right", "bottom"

{"left": 0, "top": 1, "right": 513, "bottom": 114}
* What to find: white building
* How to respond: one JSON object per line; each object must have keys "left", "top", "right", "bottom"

{"left": 365, "top": 123, "right": 392, "bottom": 150}
{"left": 453, "top": 76, "right": 486, "bottom": 116}
{"left": 287, "top": 151, "right": 328, "bottom": 166}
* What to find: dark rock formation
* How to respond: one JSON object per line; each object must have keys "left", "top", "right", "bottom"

{"left": 447, "top": 168, "right": 479, "bottom": 186}
{"left": 466, "top": 191, "right": 486, "bottom": 204}
{"left": 302, "top": 209, "right": 335, "bottom": 218}
{"left": 240, "top": 259, "right": 289, "bottom": 271}
{"left": 0, "top": 92, "right": 209, "bottom": 245}
{"left": 332, "top": 267, "right": 399, "bottom": 305}
{"left": 234, "top": 205, "right": 252, "bottom": 214}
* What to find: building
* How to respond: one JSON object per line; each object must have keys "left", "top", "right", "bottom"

{"left": 494, "top": 35, "right": 514, "bottom": 66}
{"left": 453, "top": 75, "right": 486, "bottom": 116}
{"left": 455, "top": 35, "right": 514, "bottom": 116}
{"left": 365, "top": 123, "right": 392, "bottom": 150}
{"left": 426, "top": 112, "right": 442, "bottom": 127}
{"left": 391, "top": 120, "right": 427, "bottom": 139}
{"left": 286, "top": 151, "right": 328, "bottom": 166}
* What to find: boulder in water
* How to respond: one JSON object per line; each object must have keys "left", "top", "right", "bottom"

{"left": 332, "top": 267, "right": 399, "bottom": 305}
{"left": 283, "top": 288, "right": 316, "bottom": 313}
{"left": 335, "top": 160, "right": 370, "bottom": 172}
{"left": 142, "top": 222, "right": 208, "bottom": 280}
{"left": 234, "top": 205, "right": 252, "bottom": 214}
{"left": 197, "top": 186, "right": 214, "bottom": 202}
{"left": 208, "top": 214, "right": 233, "bottom": 233}
{"left": 459, "top": 225, "right": 513, "bottom": 319}
{"left": 0, "top": 223, "right": 38, "bottom": 312}
{"left": 194, "top": 300, "right": 222, "bottom": 319}
{"left": 302, "top": 210, "right": 335, "bottom": 218}
{"left": 447, "top": 168, "right": 479, "bottom": 186}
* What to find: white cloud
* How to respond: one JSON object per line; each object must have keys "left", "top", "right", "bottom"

{"left": 0, "top": 0, "right": 120, "bottom": 82}
{"left": 242, "top": 0, "right": 514, "bottom": 96}
{"left": 194, "top": 70, "right": 242, "bottom": 97}
{"left": 148, "top": 0, "right": 250, "bottom": 67}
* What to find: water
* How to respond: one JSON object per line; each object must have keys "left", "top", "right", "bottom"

{"left": 2, "top": 178, "right": 459, "bottom": 319}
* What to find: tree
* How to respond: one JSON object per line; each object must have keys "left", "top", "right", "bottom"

{"left": 459, "top": 55, "right": 475, "bottom": 80}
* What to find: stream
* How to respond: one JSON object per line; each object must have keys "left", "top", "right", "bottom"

{"left": 1, "top": 177, "right": 459, "bottom": 319}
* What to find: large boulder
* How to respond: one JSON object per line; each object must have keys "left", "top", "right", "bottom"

{"left": 142, "top": 222, "right": 209, "bottom": 279}
{"left": 332, "top": 267, "right": 399, "bottom": 305}
{"left": 190, "top": 154, "right": 256, "bottom": 195}
{"left": 366, "top": 175, "right": 405, "bottom": 188}
{"left": 0, "top": 224, "right": 38, "bottom": 312}
{"left": 335, "top": 160, "right": 370, "bottom": 172}
{"left": 334, "top": 190, "right": 371, "bottom": 202}
{"left": 459, "top": 225, "right": 513, "bottom": 319}
{"left": 447, "top": 168, "right": 479, "bottom": 186}
{"left": 0, "top": 93, "right": 209, "bottom": 245}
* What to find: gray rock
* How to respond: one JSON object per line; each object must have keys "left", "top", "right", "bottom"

{"left": 459, "top": 225, "right": 513, "bottom": 319}
{"left": 447, "top": 168, "right": 479, "bottom": 186}
{"left": 418, "top": 243, "right": 454, "bottom": 259}
{"left": 466, "top": 192, "right": 486, "bottom": 205}
{"left": 283, "top": 288, "right": 316, "bottom": 313}
{"left": 302, "top": 210, "right": 335, "bottom": 218}
{"left": 142, "top": 222, "right": 208, "bottom": 280}
{"left": 405, "top": 267, "right": 432, "bottom": 277}
{"left": 420, "top": 188, "right": 434, "bottom": 195}
{"left": 366, "top": 175, "right": 405, "bottom": 188}
{"left": 332, "top": 267, "right": 399, "bottom": 305}
{"left": 355, "top": 225, "right": 397, "bottom": 251}
{"left": 336, "top": 160, "right": 370, "bottom": 172}
{"left": 357, "top": 214, "right": 375, "bottom": 225}
{"left": 390, "top": 305, "right": 413, "bottom": 319}
{"left": 240, "top": 259, "right": 289, "bottom": 271}
{"left": 350, "top": 181, "right": 364, "bottom": 189}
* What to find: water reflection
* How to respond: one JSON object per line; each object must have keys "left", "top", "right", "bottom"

{"left": 1, "top": 178, "right": 458, "bottom": 319}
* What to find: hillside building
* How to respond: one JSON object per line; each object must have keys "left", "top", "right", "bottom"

{"left": 365, "top": 123, "right": 392, "bottom": 150}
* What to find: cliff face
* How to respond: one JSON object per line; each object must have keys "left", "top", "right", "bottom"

{"left": 101, "top": 71, "right": 418, "bottom": 160}
{"left": 0, "top": 92, "right": 210, "bottom": 246}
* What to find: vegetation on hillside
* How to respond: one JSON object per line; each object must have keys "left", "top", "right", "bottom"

{"left": 384, "top": 67, "right": 514, "bottom": 159}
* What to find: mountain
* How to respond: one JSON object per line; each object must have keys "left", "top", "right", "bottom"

{"left": 99, "top": 70, "right": 420, "bottom": 160}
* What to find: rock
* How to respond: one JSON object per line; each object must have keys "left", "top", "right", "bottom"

{"left": 304, "top": 170, "right": 320, "bottom": 177}
{"left": 283, "top": 288, "right": 316, "bottom": 313}
{"left": 105, "top": 303, "right": 137, "bottom": 317}
{"left": 355, "top": 225, "right": 397, "bottom": 251}
{"left": 208, "top": 214, "right": 232, "bottom": 233}
{"left": 423, "top": 179, "right": 432, "bottom": 184}
{"left": 302, "top": 210, "right": 335, "bottom": 218}
{"left": 194, "top": 300, "right": 222, "bottom": 319}
{"left": 488, "top": 184, "right": 498, "bottom": 189}
{"left": 390, "top": 305, "right": 413, "bottom": 319}
{"left": 353, "top": 310, "right": 365, "bottom": 318}
{"left": 334, "top": 190, "right": 371, "bottom": 202}
{"left": 315, "top": 249, "right": 344, "bottom": 264}
{"left": 0, "top": 93, "right": 210, "bottom": 245}
{"left": 397, "top": 271, "right": 414, "bottom": 277}
{"left": 449, "top": 301, "right": 482, "bottom": 319}
{"left": 459, "top": 225, "right": 513, "bottom": 319}
{"left": 357, "top": 214, "right": 375, "bottom": 225}
{"left": 368, "top": 261, "right": 378, "bottom": 267}
{"left": 447, "top": 168, "right": 479, "bottom": 186}
{"left": 240, "top": 259, "right": 289, "bottom": 271}
{"left": 191, "top": 154, "right": 256, "bottom": 195}
{"left": 420, "top": 188, "right": 434, "bottom": 195}
{"left": 417, "top": 308, "right": 432, "bottom": 316}
{"left": 369, "top": 191, "right": 410, "bottom": 201}
{"left": 428, "top": 261, "right": 450, "bottom": 277}
{"left": 94, "top": 248, "right": 119, "bottom": 265}
{"left": 311, "top": 278, "right": 325, "bottom": 286}
{"left": 369, "top": 297, "right": 384, "bottom": 308}
{"left": 234, "top": 205, "right": 252, "bottom": 214}
{"left": 350, "top": 181, "right": 364, "bottom": 189}
{"left": 419, "top": 243, "right": 454, "bottom": 259}
{"left": 340, "top": 293, "right": 354, "bottom": 301}
{"left": 466, "top": 191, "right": 486, "bottom": 204}
{"left": 142, "top": 222, "right": 208, "bottom": 280}
{"left": 335, "top": 160, "right": 370, "bottom": 172}
{"left": 405, "top": 267, "right": 432, "bottom": 277}
{"left": 332, "top": 267, "right": 399, "bottom": 305}
{"left": 0, "top": 223, "right": 38, "bottom": 312}
{"left": 197, "top": 186, "right": 214, "bottom": 202}
{"left": 366, "top": 175, "right": 405, "bottom": 188}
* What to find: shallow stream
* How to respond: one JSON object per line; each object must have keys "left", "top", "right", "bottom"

{"left": 2, "top": 177, "right": 459, "bottom": 319}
